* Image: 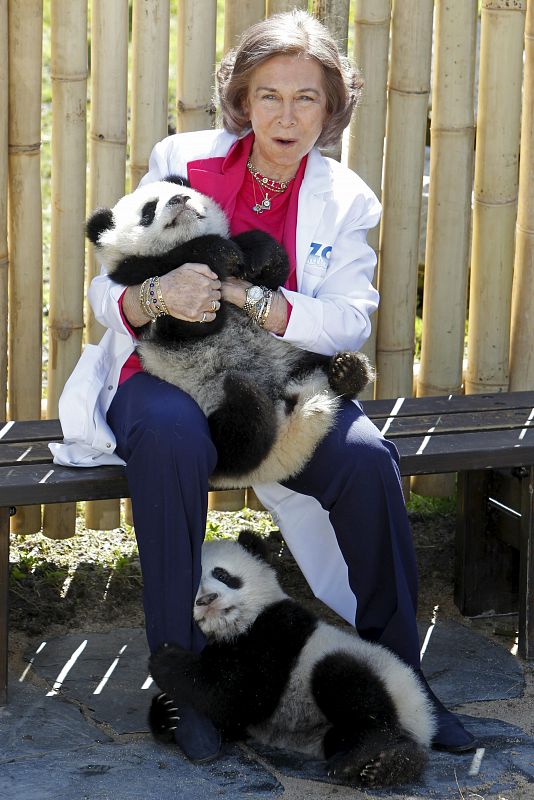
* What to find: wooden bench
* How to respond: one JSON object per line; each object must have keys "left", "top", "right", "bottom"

{"left": 1, "top": 390, "right": 534, "bottom": 704}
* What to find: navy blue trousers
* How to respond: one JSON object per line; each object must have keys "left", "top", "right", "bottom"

{"left": 107, "top": 371, "right": 421, "bottom": 667}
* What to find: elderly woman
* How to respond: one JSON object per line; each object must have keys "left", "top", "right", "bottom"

{"left": 54, "top": 10, "right": 475, "bottom": 762}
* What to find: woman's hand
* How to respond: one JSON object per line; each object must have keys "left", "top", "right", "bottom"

{"left": 122, "top": 263, "right": 222, "bottom": 328}
{"left": 221, "top": 276, "right": 289, "bottom": 336}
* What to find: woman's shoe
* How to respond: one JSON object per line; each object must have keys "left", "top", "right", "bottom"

{"left": 415, "top": 671, "right": 477, "bottom": 753}
{"left": 149, "top": 693, "right": 222, "bottom": 763}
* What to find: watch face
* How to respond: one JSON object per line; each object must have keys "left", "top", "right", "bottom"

{"left": 248, "top": 286, "right": 263, "bottom": 302}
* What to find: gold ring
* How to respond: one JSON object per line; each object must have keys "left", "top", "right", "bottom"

{"left": 211, "top": 300, "right": 218, "bottom": 312}
{"left": 201, "top": 312, "right": 208, "bottom": 323}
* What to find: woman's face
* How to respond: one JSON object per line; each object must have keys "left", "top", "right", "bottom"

{"left": 244, "top": 53, "right": 328, "bottom": 180}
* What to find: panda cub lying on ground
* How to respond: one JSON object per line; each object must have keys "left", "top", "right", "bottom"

{"left": 149, "top": 531, "right": 436, "bottom": 788}
{"left": 86, "top": 177, "right": 372, "bottom": 488}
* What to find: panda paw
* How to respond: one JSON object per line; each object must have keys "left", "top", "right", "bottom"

{"left": 148, "top": 692, "right": 181, "bottom": 743}
{"left": 327, "top": 736, "right": 427, "bottom": 788}
{"left": 328, "top": 351, "right": 375, "bottom": 398}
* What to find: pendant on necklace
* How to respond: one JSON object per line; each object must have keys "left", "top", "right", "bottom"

{"left": 252, "top": 197, "right": 271, "bottom": 214}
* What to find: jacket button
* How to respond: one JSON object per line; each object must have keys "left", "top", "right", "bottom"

{"left": 106, "top": 442, "right": 112, "bottom": 448}
{"left": 108, "top": 385, "right": 113, "bottom": 390}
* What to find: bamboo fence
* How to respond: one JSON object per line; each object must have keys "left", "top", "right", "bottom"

{"left": 0, "top": 0, "right": 7, "bottom": 422}
{"left": 413, "top": 0, "right": 478, "bottom": 497}
{"left": 2, "top": 1, "right": 532, "bottom": 537}
{"left": 224, "top": 0, "right": 265, "bottom": 51}
{"left": 465, "top": 0, "right": 526, "bottom": 395}
{"left": 348, "top": 0, "right": 392, "bottom": 400}
{"left": 131, "top": 0, "right": 170, "bottom": 189}
{"left": 8, "top": 0, "right": 44, "bottom": 535}
{"left": 176, "top": 0, "right": 217, "bottom": 133}
{"left": 509, "top": 0, "right": 534, "bottom": 390}
{"left": 42, "top": 0, "right": 88, "bottom": 539}
{"left": 83, "top": 0, "right": 129, "bottom": 532}
{"left": 375, "top": 0, "right": 434, "bottom": 400}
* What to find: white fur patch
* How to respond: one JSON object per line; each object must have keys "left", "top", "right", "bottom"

{"left": 95, "top": 180, "right": 229, "bottom": 270}
{"left": 195, "top": 540, "right": 286, "bottom": 641}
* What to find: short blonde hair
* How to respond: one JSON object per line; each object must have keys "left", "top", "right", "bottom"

{"left": 216, "top": 10, "right": 363, "bottom": 148}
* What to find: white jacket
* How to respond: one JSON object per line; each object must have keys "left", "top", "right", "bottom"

{"left": 51, "top": 129, "right": 381, "bottom": 624}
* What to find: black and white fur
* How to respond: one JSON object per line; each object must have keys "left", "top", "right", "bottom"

{"left": 149, "top": 532, "right": 436, "bottom": 788}
{"left": 86, "top": 178, "right": 372, "bottom": 489}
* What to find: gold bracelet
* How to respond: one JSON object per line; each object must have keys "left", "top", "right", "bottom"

{"left": 257, "top": 289, "right": 274, "bottom": 328}
{"left": 139, "top": 275, "right": 169, "bottom": 321}
{"left": 152, "top": 275, "right": 170, "bottom": 316}
{"left": 139, "top": 278, "right": 158, "bottom": 321}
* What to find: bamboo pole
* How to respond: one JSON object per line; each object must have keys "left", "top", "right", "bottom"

{"left": 176, "top": 0, "right": 217, "bottom": 133}
{"left": 0, "top": 0, "right": 7, "bottom": 421}
{"left": 348, "top": 0, "right": 392, "bottom": 399}
{"left": 465, "top": 0, "right": 526, "bottom": 395}
{"left": 8, "top": 0, "right": 43, "bottom": 534}
{"left": 413, "top": 0, "right": 477, "bottom": 498}
{"left": 131, "top": 0, "right": 170, "bottom": 189}
{"left": 42, "top": 0, "right": 88, "bottom": 540}
{"left": 509, "top": 1, "right": 534, "bottom": 391}
{"left": 375, "top": 0, "right": 434, "bottom": 400}
{"left": 213, "top": 0, "right": 258, "bottom": 510}
{"left": 224, "top": 0, "right": 265, "bottom": 53}
{"left": 267, "top": 0, "right": 307, "bottom": 13}
{"left": 312, "top": 0, "right": 350, "bottom": 54}
{"left": 85, "top": 0, "right": 129, "bottom": 531}
{"left": 311, "top": 0, "right": 350, "bottom": 162}
{"left": 124, "top": 0, "right": 170, "bottom": 528}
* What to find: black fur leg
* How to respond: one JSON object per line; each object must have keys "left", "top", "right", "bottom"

{"left": 328, "top": 351, "right": 374, "bottom": 398}
{"left": 312, "top": 653, "right": 399, "bottom": 747}
{"left": 149, "top": 692, "right": 181, "bottom": 743}
{"left": 327, "top": 731, "right": 428, "bottom": 788}
{"left": 208, "top": 373, "right": 278, "bottom": 476}
{"left": 313, "top": 653, "right": 427, "bottom": 787}
{"left": 231, "top": 230, "right": 290, "bottom": 288}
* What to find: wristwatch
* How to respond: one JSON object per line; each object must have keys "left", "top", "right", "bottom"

{"left": 243, "top": 285, "right": 265, "bottom": 318}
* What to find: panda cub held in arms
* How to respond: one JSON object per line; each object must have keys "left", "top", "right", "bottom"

{"left": 149, "top": 531, "right": 436, "bottom": 788}
{"left": 86, "top": 177, "right": 372, "bottom": 489}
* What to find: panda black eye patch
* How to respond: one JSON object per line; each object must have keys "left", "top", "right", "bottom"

{"left": 211, "top": 567, "right": 242, "bottom": 589}
{"left": 140, "top": 199, "right": 158, "bottom": 226}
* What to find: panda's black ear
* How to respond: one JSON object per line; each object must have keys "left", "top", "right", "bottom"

{"left": 86, "top": 207, "right": 114, "bottom": 244}
{"left": 237, "top": 529, "right": 270, "bottom": 563}
{"left": 165, "top": 174, "right": 191, "bottom": 189}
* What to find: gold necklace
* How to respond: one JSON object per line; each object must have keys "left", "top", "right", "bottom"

{"left": 247, "top": 159, "right": 294, "bottom": 214}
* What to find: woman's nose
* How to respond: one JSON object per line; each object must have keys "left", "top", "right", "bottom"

{"left": 278, "top": 102, "right": 296, "bottom": 126}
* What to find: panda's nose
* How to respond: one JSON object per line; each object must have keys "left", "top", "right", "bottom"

{"left": 195, "top": 592, "right": 218, "bottom": 607}
{"left": 167, "top": 194, "right": 189, "bottom": 207}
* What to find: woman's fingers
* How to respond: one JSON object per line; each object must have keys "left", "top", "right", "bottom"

{"left": 159, "top": 264, "right": 222, "bottom": 322}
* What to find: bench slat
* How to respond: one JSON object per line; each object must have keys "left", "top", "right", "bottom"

{"left": 0, "top": 463, "right": 129, "bottom": 506}
{"left": 362, "top": 391, "right": 534, "bottom": 420}
{"left": 396, "top": 427, "right": 534, "bottom": 475}
{"left": 370, "top": 408, "right": 534, "bottom": 439}
{"left": 0, "top": 419, "right": 62, "bottom": 443}
{"left": 0, "top": 441, "right": 55, "bottom": 467}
